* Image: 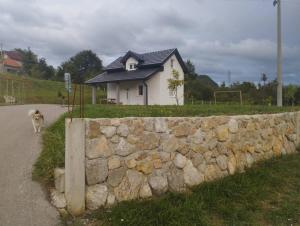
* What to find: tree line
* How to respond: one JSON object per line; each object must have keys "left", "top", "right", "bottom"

{"left": 184, "top": 60, "right": 300, "bottom": 106}
{"left": 15, "top": 48, "right": 103, "bottom": 83}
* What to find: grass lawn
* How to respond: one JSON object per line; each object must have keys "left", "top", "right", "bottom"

{"left": 65, "top": 153, "right": 300, "bottom": 226}
{"left": 0, "top": 73, "right": 104, "bottom": 104}
{"left": 33, "top": 104, "right": 300, "bottom": 185}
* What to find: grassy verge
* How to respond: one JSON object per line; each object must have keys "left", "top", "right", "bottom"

{"left": 33, "top": 104, "right": 300, "bottom": 185}
{"left": 67, "top": 153, "right": 300, "bottom": 226}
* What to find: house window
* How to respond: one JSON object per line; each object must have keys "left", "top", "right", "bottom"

{"left": 171, "top": 59, "right": 174, "bottom": 68}
{"left": 138, "top": 85, "right": 143, "bottom": 96}
{"left": 129, "top": 63, "right": 137, "bottom": 70}
{"left": 169, "top": 90, "right": 175, "bottom": 97}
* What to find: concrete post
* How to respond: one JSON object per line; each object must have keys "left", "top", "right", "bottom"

{"left": 65, "top": 118, "right": 85, "bottom": 215}
{"left": 116, "top": 83, "right": 120, "bottom": 104}
{"left": 92, "top": 86, "right": 96, "bottom": 105}
{"left": 296, "top": 112, "right": 300, "bottom": 146}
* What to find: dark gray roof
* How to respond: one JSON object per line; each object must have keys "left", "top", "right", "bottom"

{"left": 85, "top": 67, "right": 162, "bottom": 84}
{"left": 106, "top": 48, "right": 178, "bottom": 70}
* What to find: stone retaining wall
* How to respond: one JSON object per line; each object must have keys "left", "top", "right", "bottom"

{"left": 57, "top": 112, "right": 300, "bottom": 214}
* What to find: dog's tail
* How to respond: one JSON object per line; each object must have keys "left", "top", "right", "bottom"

{"left": 28, "top": 109, "right": 36, "bottom": 117}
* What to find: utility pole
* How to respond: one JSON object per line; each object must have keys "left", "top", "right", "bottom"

{"left": 227, "top": 70, "right": 231, "bottom": 87}
{"left": 0, "top": 43, "right": 4, "bottom": 73}
{"left": 274, "top": 0, "right": 282, "bottom": 107}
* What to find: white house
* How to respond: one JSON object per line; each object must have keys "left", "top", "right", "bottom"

{"left": 86, "top": 48, "right": 187, "bottom": 105}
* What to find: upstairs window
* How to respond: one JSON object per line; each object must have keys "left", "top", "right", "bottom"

{"left": 129, "top": 63, "right": 137, "bottom": 70}
{"left": 171, "top": 59, "right": 174, "bottom": 68}
{"left": 138, "top": 85, "right": 143, "bottom": 96}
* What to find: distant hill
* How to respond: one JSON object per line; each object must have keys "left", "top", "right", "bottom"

{"left": 197, "top": 75, "right": 218, "bottom": 88}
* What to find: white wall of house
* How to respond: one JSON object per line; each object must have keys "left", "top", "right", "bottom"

{"left": 106, "top": 53, "right": 184, "bottom": 105}
{"left": 146, "top": 72, "right": 161, "bottom": 105}
{"left": 119, "top": 81, "right": 144, "bottom": 105}
{"left": 163, "top": 54, "right": 184, "bottom": 105}
{"left": 107, "top": 83, "right": 117, "bottom": 100}
{"left": 107, "top": 81, "right": 144, "bottom": 105}
{"left": 148, "top": 54, "right": 184, "bottom": 105}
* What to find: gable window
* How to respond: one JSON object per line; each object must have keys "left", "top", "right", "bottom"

{"left": 129, "top": 63, "right": 137, "bottom": 70}
{"left": 171, "top": 59, "right": 174, "bottom": 68}
{"left": 138, "top": 85, "right": 143, "bottom": 96}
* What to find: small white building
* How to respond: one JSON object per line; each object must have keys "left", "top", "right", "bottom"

{"left": 86, "top": 48, "right": 187, "bottom": 105}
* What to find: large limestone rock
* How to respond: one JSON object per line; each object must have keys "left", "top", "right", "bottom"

{"left": 216, "top": 155, "right": 227, "bottom": 171}
{"left": 188, "top": 129, "right": 205, "bottom": 144}
{"left": 216, "top": 126, "right": 229, "bottom": 142}
{"left": 86, "top": 184, "right": 108, "bottom": 210}
{"left": 125, "top": 158, "right": 137, "bottom": 168}
{"left": 148, "top": 175, "right": 168, "bottom": 195}
{"left": 115, "top": 138, "right": 136, "bottom": 157}
{"left": 108, "top": 156, "right": 121, "bottom": 170}
{"left": 136, "top": 160, "right": 153, "bottom": 174}
{"left": 100, "top": 126, "right": 116, "bottom": 138}
{"left": 137, "top": 133, "right": 160, "bottom": 150}
{"left": 117, "top": 124, "right": 129, "bottom": 137}
{"left": 114, "top": 170, "right": 144, "bottom": 201}
{"left": 86, "top": 158, "right": 108, "bottom": 185}
{"left": 192, "top": 153, "right": 205, "bottom": 167}
{"left": 88, "top": 121, "right": 101, "bottom": 139}
{"left": 245, "top": 153, "right": 254, "bottom": 167}
{"left": 161, "top": 135, "right": 180, "bottom": 152}
{"left": 227, "top": 155, "right": 237, "bottom": 175}
{"left": 228, "top": 119, "right": 238, "bottom": 133}
{"left": 139, "top": 180, "right": 152, "bottom": 198}
{"left": 153, "top": 159, "right": 162, "bottom": 169}
{"left": 183, "top": 160, "right": 204, "bottom": 187}
{"left": 204, "top": 164, "right": 222, "bottom": 181}
{"left": 54, "top": 168, "right": 65, "bottom": 193}
{"left": 160, "top": 152, "right": 171, "bottom": 162}
{"left": 173, "top": 153, "right": 187, "bottom": 169}
{"left": 173, "top": 123, "right": 193, "bottom": 137}
{"left": 106, "top": 193, "right": 116, "bottom": 206}
{"left": 86, "top": 136, "right": 112, "bottom": 159}
{"left": 107, "top": 166, "right": 126, "bottom": 187}
{"left": 273, "top": 139, "right": 283, "bottom": 156}
{"left": 110, "top": 135, "right": 120, "bottom": 143}
{"left": 154, "top": 118, "right": 167, "bottom": 133}
{"left": 168, "top": 166, "right": 186, "bottom": 193}
{"left": 143, "top": 118, "right": 154, "bottom": 131}
{"left": 50, "top": 189, "right": 66, "bottom": 209}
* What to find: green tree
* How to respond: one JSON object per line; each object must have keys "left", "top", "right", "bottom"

{"left": 15, "top": 48, "right": 38, "bottom": 75}
{"left": 168, "top": 69, "right": 184, "bottom": 105}
{"left": 25, "top": 57, "right": 55, "bottom": 79}
{"left": 285, "top": 85, "right": 298, "bottom": 106}
{"left": 57, "top": 50, "right": 103, "bottom": 83}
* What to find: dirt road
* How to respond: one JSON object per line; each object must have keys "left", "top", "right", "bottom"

{"left": 0, "top": 105, "right": 66, "bottom": 226}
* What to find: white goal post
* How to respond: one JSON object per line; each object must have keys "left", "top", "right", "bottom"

{"left": 213, "top": 90, "right": 243, "bottom": 105}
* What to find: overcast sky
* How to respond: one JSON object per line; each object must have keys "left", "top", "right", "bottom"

{"left": 0, "top": 0, "right": 299, "bottom": 84}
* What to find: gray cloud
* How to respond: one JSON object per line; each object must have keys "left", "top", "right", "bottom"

{"left": 0, "top": 0, "right": 299, "bottom": 84}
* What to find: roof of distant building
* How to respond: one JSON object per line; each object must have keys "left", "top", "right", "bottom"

{"left": 4, "top": 50, "right": 23, "bottom": 61}
{"left": 3, "top": 58, "right": 22, "bottom": 68}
